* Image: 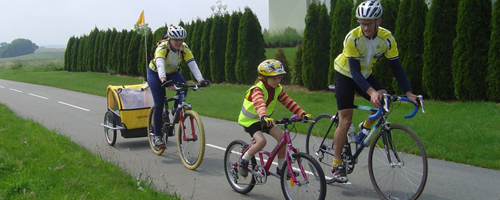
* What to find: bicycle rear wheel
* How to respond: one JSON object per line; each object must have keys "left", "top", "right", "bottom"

{"left": 148, "top": 106, "right": 166, "bottom": 155}
{"left": 104, "top": 110, "right": 117, "bottom": 146}
{"left": 224, "top": 140, "right": 256, "bottom": 194}
{"left": 280, "top": 152, "right": 327, "bottom": 200}
{"left": 176, "top": 109, "right": 205, "bottom": 170}
{"left": 306, "top": 114, "right": 336, "bottom": 184}
{"left": 368, "top": 124, "right": 428, "bottom": 200}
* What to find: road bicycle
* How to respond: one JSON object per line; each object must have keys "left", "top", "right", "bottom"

{"left": 224, "top": 116, "right": 327, "bottom": 200}
{"left": 147, "top": 81, "right": 207, "bottom": 170}
{"left": 306, "top": 93, "right": 427, "bottom": 200}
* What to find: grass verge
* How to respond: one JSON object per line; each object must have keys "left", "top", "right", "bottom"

{"left": 0, "top": 104, "right": 178, "bottom": 199}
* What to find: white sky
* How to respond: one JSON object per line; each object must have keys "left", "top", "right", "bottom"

{"left": 0, "top": 0, "right": 269, "bottom": 47}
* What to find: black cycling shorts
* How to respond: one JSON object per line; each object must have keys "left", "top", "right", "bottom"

{"left": 243, "top": 122, "right": 272, "bottom": 137}
{"left": 335, "top": 71, "right": 385, "bottom": 110}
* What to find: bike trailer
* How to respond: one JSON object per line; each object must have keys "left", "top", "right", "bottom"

{"left": 102, "top": 83, "right": 153, "bottom": 143}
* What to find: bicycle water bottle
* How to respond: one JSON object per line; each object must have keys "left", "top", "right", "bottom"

{"left": 347, "top": 123, "right": 356, "bottom": 143}
{"left": 356, "top": 123, "right": 368, "bottom": 144}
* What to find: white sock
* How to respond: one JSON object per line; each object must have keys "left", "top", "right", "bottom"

{"left": 278, "top": 158, "right": 285, "bottom": 170}
{"left": 242, "top": 152, "right": 252, "bottom": 161}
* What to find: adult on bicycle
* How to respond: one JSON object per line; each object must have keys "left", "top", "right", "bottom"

{"left": 147, "top": 25, "right": 210, "bottom": 149}
{"left": 331, "top": 0, "right": 418, "bottom": 183}
{"left": 237, "top": 59, "right": 312, "bottom": 177}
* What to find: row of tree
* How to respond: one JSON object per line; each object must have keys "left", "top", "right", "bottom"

{"left": 64, "top": 7, "right": 265, "bottom": 86}
{"left": 0, "top": 39, "right": 38, "bottom": 58}
{"left": 291, "top": 0, "right": 499, "bottom": 102}
{"left": 64, "top": 0, "right": 500, "bottom": 102}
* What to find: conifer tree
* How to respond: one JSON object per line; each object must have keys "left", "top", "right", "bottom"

{"left": 64, "top": 37, "right": 75, "bottom": 71}
{"left": 302, "top": 3, "right": 330, "bottom": 90}
{"left": 422, "top": 0, "right": 458, "bottom": 100}
{"left": 235, "top": 7, "right": 266, "bottom": 84}
{"left": 199, "top": 18, "right": 213, "bottom": 79}
{"left": 107, "top": 28, "right": 118, "bottom": 73}
{"left": 274, "top": 48, "right": 291, "bottom": 84}
{"left": 291, "top": 44, "right": 304, "bottom": 86}
{"left": 77, "top": 37, "right": 86, "bottom": 72}
{"left": 487, "top": 0, "right": 500, "bottom": 102}
{"left": 225, "top": 11, "right": 242, "bottom": 83}
{"left": 329, "top": 0, "right": 353, "bottom": 86}
{"left": 350, "top": 0, "right": 360, "bottom": 29}
{"left": 452, "top": 0, "right": 491, "bottom": 100}
{"left": 210, "top": 15, "right": 228, "bottom": 83}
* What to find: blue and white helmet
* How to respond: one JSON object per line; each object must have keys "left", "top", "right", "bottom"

{"left": 356, "top": 1, "right": 383, "bottom": 20}
{"left": 165, "top": 25, "right": 187, "bottom": 39}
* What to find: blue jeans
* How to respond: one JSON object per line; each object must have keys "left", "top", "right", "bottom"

{"left": 147, "top": 68, "right": 187, "bottom": 137}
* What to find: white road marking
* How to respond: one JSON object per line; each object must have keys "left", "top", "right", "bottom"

{"left": 58, "top": 101, "right": 90, "bottom": 112}
{"left": 0, "top": 86, "right": 5, "bottom": 88}
{"left": 28, "top": 93, "right": 49, "bottom": 100}
{"left": 9, "top": 88, "right": 22, "bottom": 93}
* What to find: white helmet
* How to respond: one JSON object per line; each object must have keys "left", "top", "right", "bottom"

{"left": 165, "top": 25, "right": 187, "bottom": 39}
{"left": 356, "top": 1, "right": 383, "bottom": 20}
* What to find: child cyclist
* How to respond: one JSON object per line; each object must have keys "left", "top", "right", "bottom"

{"left": 237, "top": 59, "right": 313, "bottom": 177}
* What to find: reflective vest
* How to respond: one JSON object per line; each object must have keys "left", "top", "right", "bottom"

{"left": 238, "top": 81, "right": 283, "bottom": 127}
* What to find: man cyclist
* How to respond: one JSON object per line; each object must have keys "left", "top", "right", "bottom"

{"left": 331, "top": 0, "right": 418, "bottom": 183}
{"left": 147, "top": 25, "right": 209, "bottom": 149}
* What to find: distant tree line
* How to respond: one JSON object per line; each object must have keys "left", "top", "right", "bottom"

{"left": 291, "top": 0, "right": 499, "bottom": 102}
{"left": 64, "top": 7, "right": 264, "bottom": 85}
{"left": 0, "top": 39, "right": 38, "bottom": 58}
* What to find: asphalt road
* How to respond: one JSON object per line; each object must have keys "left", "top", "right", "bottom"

{"left": 1, "top": 79, "right": 499, "bottom": 200}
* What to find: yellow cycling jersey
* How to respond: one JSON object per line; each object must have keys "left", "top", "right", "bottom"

{"left": 334, "top": 26, "right": 399, "bottom": 78}
{"left": 149, "top": 40, "right": 194, "bottom": 74}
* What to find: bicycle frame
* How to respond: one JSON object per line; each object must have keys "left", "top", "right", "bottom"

{"left": 242, "top": 120, "right": 309, "bottom": 184}
{"left": 163, "top": 84, "right": 198, "bottom": 140}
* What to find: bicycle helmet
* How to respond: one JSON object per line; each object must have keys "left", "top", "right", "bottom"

{"left": 257, "top": 59, "right": 286, "bottom": 77}
{"left": 356, "top": 0, "right": 383, "bottom": 20}
{"left": 165, "top": 25, "right": 187, "bottom": 39}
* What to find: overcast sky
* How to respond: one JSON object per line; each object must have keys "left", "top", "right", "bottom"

{"left": 0, "top": 0, "right": 269, "bottom": 47}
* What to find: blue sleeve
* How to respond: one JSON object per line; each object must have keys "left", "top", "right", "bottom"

{"left": 348, "top": 58, "right": 371, "bottom": 92}
{"left": 389, "top": 58, "right": 412, "bottom": 93}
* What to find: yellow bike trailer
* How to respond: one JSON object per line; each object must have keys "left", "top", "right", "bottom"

{"left": 101, "top": 83, "right": 153, "bottom": 146}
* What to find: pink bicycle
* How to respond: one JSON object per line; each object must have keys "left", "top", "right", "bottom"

{"left": 224, "top": 116, "right": 327, "bottom": 200}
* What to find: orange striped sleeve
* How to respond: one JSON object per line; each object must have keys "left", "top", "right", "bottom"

{"left": 250, "top": 88, "right": 268, "bottom": 118}
{"left": 278, "top": 90, "right": 306, "bottom": 117}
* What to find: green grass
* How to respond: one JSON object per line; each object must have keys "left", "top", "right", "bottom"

{"left": 1, "top": 65, "right": 499, "bottom": 170}
{"left": 0, "top": 104, "right": 178, "bottom": 199}
{"left": 265, "top": 47, "right": 298, "bottom": 67}
{"left": 0, "top": 51, "right": 64, "bottom": 63}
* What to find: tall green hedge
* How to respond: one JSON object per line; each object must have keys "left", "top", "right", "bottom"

{"left": 235, "top": 7, "right": 266, "bottom": 84}
{"left": 209, "top": 15, "right": 228, "bottom": 83}
{"left": 225, "top": 12, "right": 242, "bottom": 83}
{"left": 487, "top": 0, "right": 500, "bottom": 102}
{"left": 328, "top": 0, "right": 352, "bottom": 86}
{"left": 452, "top": 0, "right": 491, "bottom": 101}
{"left": 291, "top": 45, "right": 303, "bottom": 86}
{"left": 422, "top": 0, "right": 458, "bottom": 100}
{"left": 302, "top": 3, "right": 330, "bottom": 90}
{"left": 274, "top": 48, "right": 291, "bottom": 84}
{"left": 199, "top": 18, "right": 213, "bottom": 80}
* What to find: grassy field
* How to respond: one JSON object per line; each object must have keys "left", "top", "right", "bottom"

{"left": 265, "top": 47, "right": 298, "bottom": 67}
{"left": 0, "top": 104, "right": 178, "bottom": 199}
{"left": 0, "top": 63, "right": 499, "bottom": 171}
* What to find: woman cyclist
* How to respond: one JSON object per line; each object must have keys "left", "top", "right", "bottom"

{"left": 237, "top": 59, "right": 312, "bottom": 177}
{"left": 330, "top": 0, "right": 418, "bottom": 183}
{"left": 148, "top": 25, "right": 210, "bottom": 149}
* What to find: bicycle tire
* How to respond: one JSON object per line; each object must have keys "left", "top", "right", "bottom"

{"left": 280, "top": 152, "right": 327, "bottom": 200}
{"left": 104, "top": 110, "right": 117, "bottom": 146}
{"left": 147, "top": 106, "right": 166, "bottom": 155}
{"left": 176, "top": 109, "right": 205, "bottom": 170}
{"left": 305, "top": 113, "right": 336, "bottom": 184}
{"left": 368, "top": 123, "right": 428, "bottom": 200}
{"left": 224, "top": 140, "right": 256, "bottom": 194}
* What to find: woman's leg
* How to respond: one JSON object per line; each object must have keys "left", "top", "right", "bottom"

{"left": 147, "top": 68, "right": 165, "bottom": 137}
{"left": 166, "top": 71, "right": 187, "bottom": 109}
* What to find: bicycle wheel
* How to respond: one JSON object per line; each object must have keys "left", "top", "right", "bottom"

{"left": 104, "top": 110, "right": 117, "bottom": 146}
{"left": 306, "top": 114, "right": 336, "bottom": 183}
{"left": 148, "top": 106, "right": 166, "bottom": 155}
{"left": 224, "top": 140, "right": 256, "bottom": 194}
{"left": 176, "top": 109, "right": 205, "bottom": 170}
{"left": 368, "top": 124, "right": 428, "bottom": 200}
{"left": 280, "top": 152, "right": 327, "bottom": 200}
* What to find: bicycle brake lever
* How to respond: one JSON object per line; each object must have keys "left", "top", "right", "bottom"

{"left": 383, "top": 94, "right": 390, "bottom": 112}
{"left": 417, "top": 95, "right": 425, "bottom": 113}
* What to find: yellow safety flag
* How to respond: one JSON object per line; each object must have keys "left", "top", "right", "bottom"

{"left": 136, "top": 10, "right": 145, "bottom": 26}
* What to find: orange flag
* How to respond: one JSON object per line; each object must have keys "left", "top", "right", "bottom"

{"left": 136, "top": 10, "right": 145, "bottom": 26}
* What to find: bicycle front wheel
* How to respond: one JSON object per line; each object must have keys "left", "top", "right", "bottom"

{"left": 280, "top": 152, "right": 327, "bottom": 200}
{"left": 368, "top": 124, "right": 428, "bottom": 200}
{"left": 224, "top": 140, "right": 256, "bottom": 194}
{"left": 176, "top": 109, "right": 205, "bottom": 170}
{"left": 306, "top": 114, "right": 336, "bottom": 184}
{"left": 148, "top": 106, "right": 166, "bottom": 155}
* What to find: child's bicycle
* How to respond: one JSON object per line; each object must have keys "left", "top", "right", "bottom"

{"left": 224, "top": 116, "right": 327, "bottom": 200}
{"left": 306, "top": 93, "right": 427, "bottom": 200}
{"left": 147, "top": 81, "right": 207, "bottom": 170}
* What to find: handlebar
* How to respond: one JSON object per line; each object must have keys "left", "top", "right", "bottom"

{"left": 160, "top": 80, "right": 207, "bottom": 91}
{"left": 275, "top": 115, "right": 314, "bottom": 125}
{"left": 368, "top": 94, "right": 425, "bottom": 119}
